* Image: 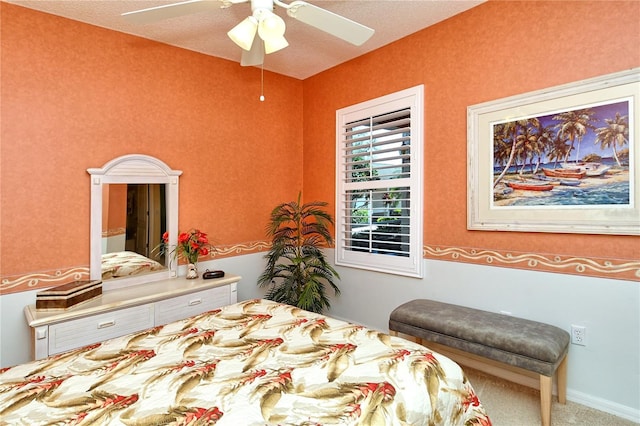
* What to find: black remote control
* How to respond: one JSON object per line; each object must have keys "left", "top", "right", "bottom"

{"left": 203, "top": 270, "right": 225, "bottom": 279}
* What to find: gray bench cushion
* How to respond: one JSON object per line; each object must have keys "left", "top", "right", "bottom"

{"left": 389, "top": 299, "right": 570, "bottom": 377}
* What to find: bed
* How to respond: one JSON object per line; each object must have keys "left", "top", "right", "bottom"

{"left": 101, "top": 251, "right": 165, "bottom": 280}
{"left": 0, "top": 299, "right": 491, "bottom": 425}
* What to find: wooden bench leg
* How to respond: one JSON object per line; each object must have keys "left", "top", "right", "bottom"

{"left": 540, "top": 374, "right": 552, "bottom": 426}
{"left": 556, "top": 355, "right": 567, "bottom": 404}
{"left": 540, "top": 355, "right": 569, "bottom": 425}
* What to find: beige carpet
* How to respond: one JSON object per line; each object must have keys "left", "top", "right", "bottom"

{"left": 465, "top": 367, "right": 638, "bottom": 426}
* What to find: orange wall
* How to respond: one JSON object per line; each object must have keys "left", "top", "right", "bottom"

{"left": 1, "top": 1, "right": 639, "bottom": 293}
{"left": 105, "top": 185, "right": 126, "bottom": 234}
{"left": 0, "top": 3, "right": 303, "bottom": 287}
{"left": 302, "top": 0, "right": 639, "bottom": 279}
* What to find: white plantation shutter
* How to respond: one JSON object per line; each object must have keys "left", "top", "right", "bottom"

{"left": 336, "top": 86, "right": 424, "bottom": 277}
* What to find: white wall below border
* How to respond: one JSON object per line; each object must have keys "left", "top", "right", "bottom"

{"left": 2, "top": 252, "right": 638, "bottom": 422}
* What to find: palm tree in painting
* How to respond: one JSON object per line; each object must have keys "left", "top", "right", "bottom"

{"left": 547, "top": 131, "right": 572, "bottom": 168}
{"left": 516, "top": 118, "right": 551, "bottom": 175}
{"left": 532, "top": 123, "right": 555, "bottom": 174}
{"left": 493, "top": 119, "right": 529, "bottom": 187}
{"left": 594, "top": 112, "right": 629, "bottom": 167}
{"left": 514, "top": 128, "right": 533, "bottom": 175}
{"left": 493, "top": 124, "right": 511, "bottom": 166}
{"left": 552, "top": 108, "right": 596, "bottom": 165}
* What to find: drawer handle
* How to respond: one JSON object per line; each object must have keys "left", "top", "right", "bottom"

{"left": 188, "top": 298, "right": 202, "bottom": 306}
{"left": 98, "top": 320, "right": 115, "bottom": 329}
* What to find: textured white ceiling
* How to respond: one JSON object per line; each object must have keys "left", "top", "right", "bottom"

{"left": 4, "top": 0, "right": 485, "bottom": 79}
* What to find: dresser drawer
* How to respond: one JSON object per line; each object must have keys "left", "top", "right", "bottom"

{"left": 26, "top": 276, "right": 241, "bottom": 360}
{"left": 154, "top": 285, "right": 230, "bottom": 325}
{"left": 48, "top": 304, "right": 154, "bottom": 355}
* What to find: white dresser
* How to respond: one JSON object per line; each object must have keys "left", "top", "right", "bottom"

{"left": 24, "top": 274, "right": 240, "bottom": 360}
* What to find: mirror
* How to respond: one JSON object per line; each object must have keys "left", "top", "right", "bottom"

{"left": 101, "top": 183, "right": 166, "bottom": 258}
{"left": 102, "top": 183, "right": 166, "bottom": 272}
{"left": 88, "top": 155, "right": 182, "bottom": 291}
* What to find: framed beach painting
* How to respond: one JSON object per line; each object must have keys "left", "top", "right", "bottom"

{"left": 467, "top": 68, "right": 639, "bottom": 235}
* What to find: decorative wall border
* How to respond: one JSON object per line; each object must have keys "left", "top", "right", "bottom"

{"left": 0, "top": 241, "right": 272, "bottom": 295}
{"left": 102, "top": 227, "right": 125, "bottom": 237}
{"left": 209, "top": 241, "right": 271, "bottom": 258}
{"left": 424, "top": 245, "right": 640, "bottom": 282}
{"left": 2, "top": 242, "right": 637, "bottom": 295}
{"left": 1, "top": 267, "right": 90, "bottom": 295}
{"left": 215, "top": 242, "right": 639, "bottom": 281}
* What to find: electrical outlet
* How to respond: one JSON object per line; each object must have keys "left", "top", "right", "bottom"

{"left": 571, "top": 325, "right": 587, "bottom": 346}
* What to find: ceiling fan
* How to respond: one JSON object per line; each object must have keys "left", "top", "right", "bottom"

{"left": 122, "top": 0, "right": 375, "bottom": 67}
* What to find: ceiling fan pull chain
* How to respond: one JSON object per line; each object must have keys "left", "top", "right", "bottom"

{"left": 260, "top": 63, "right": 265, "bottom": 102}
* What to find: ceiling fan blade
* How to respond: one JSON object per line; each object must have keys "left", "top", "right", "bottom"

{"left": 122, "top": 0, "right": 229, "bottom": 25}
{"left": 285, "top": 1, "right": 374, "bottom": 46}
{"left": 241, "top": 37, "right": 265, "bottom": 66}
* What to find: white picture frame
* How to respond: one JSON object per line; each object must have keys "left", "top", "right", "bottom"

{"left": 467, "top": 68, "right": 639, "bottom": 235}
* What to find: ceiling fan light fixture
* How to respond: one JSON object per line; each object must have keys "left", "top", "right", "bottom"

{"left": 241, "top": 36, "right": 265, "bottom": 66}
{"left": 227, "top": 16, "right": 258, "bottom": 51}
{"left": 256, "top": 10, "right": 287, "bottom": 54}
{"left": 257, "top": 11, "right": 286, "bottom": 40}
{"left": 263, "top": 35, "right": 288, "bottom": 54}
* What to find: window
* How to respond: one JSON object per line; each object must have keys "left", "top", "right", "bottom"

{"left": 335, "top": 85, "right": 424, "bottom": 277}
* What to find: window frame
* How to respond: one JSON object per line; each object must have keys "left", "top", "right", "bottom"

{"left": 335, "top": 85, "right": 424, "bottom": 278}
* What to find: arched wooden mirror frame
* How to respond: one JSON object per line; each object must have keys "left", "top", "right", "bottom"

{"left": 88, "top": 154, "right": 182, "bottom": 291}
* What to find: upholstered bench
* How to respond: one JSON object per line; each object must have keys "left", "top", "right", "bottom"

{"left": 389, "top": 299, "right": 570, "bottom": 426}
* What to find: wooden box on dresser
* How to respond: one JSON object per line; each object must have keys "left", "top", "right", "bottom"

{"left": 24, "top": 274, "right": 241, "bottom": 360}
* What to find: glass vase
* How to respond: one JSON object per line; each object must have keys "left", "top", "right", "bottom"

{"left": 186, "top": 262, "right": 198, "bottom": 279}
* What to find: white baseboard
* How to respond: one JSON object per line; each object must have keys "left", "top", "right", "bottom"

{"left": 566, "top": 388, "right": 640, "bottom": 424}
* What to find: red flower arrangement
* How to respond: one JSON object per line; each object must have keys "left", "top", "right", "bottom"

{"left": 158, "top": 228, "right": 215, "bottom": 264}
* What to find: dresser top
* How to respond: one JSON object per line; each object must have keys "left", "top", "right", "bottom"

{"left": 25, "top": 274, "right": 241, "bottom": 327}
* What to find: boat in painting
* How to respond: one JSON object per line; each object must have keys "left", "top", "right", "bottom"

{"left": 558, "top": 179, "right": 581, "bottom": 186}
{"left": 584, "top": 164, "right": 611, "bottom": 177}
{"left": 505, "top": 181, "right": 554, "bottom": 191}
{"left": 542, "top": 168, "right": 586, "bottom": 179}
{"left": 533, "top": 174, "right": 582, "bottom": 186}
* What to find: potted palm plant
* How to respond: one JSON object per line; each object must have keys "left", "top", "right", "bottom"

{"left": 258, "top": 193, "right": 340, "bottom": 314}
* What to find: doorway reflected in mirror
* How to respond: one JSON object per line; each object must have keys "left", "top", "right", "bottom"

{"left": 102, "top": 184, "right": 166, "bottom": 260}
{"left": 100, "top": 183, "right": 167, "bottom": 280}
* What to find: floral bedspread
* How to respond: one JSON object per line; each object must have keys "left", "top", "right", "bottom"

{"left": 101, "top": 251, "right": 164, "bottom": 279}
{"left": 0, "top": 299, "right": 491, "bottom": 425}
